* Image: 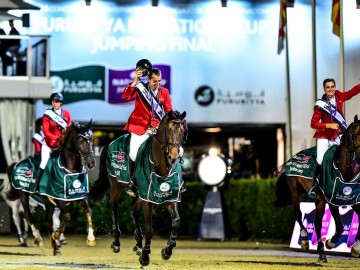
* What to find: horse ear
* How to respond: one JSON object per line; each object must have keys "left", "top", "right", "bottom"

{"left": 72, "top": 122, "right": 81, "bottom": 133}
{"left": 181, "top": 111, "right": 186, "bottom": 120}
{"left": 85, "top": 119, "right": 92, "bottom": 131}
{"left": 355, "top": 115, "right": 358, "bottom": 123}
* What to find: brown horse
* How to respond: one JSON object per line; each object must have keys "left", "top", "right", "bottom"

{"left": 5, "top": 121, "right": 96, "bottom": 255}
{"left": 275, "top": 115, "right": 360, "bottom": 262}
{"left": 89, "top": 110, "right": 186, "bottom": 266}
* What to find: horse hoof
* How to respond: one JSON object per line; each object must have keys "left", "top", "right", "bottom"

{"left": 139, "top": 256, "right": 150, "bottom": 266}
{"left": 60, "top": 239, "right": 68, "bottom": 245}
{"left": 53, "top": 250, "right": 61, "bottom": 256}
{"left": 161, "top": 248, "right": 172, "bottom": 260}
{"left": 133, "top": 246, "right": 142, "bottom": 256}
{"left": 87, "top": 239, "right": 96, "bottom": 247}
{"left": 300, "top": 240, "right": 309, "bottom": 251}
{"left": 325, "top": 239, "right": 335, "bottom": 250}
{"left": 318, "top": 255, "right": 328, "bottom": 263}
{"left": 111, "top": 243, "right": 120, "bottom": 253}
{"left": 20, "top": 242, "right": 28, "bottom": 247}
{"left": 34, "top": 239, "right": 43, "bottom": 247}
{"left": 351, "top": 247, "right": 360, "bottom": 258}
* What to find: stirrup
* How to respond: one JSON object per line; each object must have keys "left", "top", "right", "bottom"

{"left": 308, "top": 186, "right": 317, "bottom": 199}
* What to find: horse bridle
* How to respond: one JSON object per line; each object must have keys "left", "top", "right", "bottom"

{"left": 64, "top": 130, "right": 94, "bottom": 159}
{"left": 154, "top": 119, "right": 185, "bottom": 168}
{"left": 342, "top": 122, "right": 360, "bottom": 158}
{"left": 76, "top": 131, "right": 95, "bottom": 159}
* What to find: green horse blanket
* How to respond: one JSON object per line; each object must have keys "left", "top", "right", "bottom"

{"left": 11, "top": 152, "right": 89, "bottom": 201}
{"left": 284, "top": 146, "right": 317, "bottom": 179}
{"left": 319, "top": 145, "right": 360, "bottom": 206}
{"left": 107, "top": 134, "right": 183, "bottom": 204}
{"left": 284, "top": 145, "right": 360, "bottom": 206}
{"left": 107, "top": 134, "right": 131, "bottom": 183}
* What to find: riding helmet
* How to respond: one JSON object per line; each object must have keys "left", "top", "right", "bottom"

{"left": 50, "top": 92, "right": 64, "bottom": 102}
{"left": 136, "top": 59, "right": 152, "bottom": 77}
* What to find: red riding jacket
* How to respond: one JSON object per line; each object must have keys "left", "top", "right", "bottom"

{"left": 121, "top": 84, "right": 173, "bottom": 135}
{"left": 311, "top": 84, "right": 360, "bottom": 140}
{"left": 43, "top": 109, "right": 72, "bottom": 148}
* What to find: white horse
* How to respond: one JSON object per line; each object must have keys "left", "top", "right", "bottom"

{"left": 0, "top": 174, "right": 67, "bottom": 247}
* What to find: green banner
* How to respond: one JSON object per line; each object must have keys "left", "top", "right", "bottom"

{"left": 49, "top": 65, "right": 105, "bottom": 104}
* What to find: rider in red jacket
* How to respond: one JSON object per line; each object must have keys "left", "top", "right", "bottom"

{"left": 308, "top": 79, "right": 360, "bottom": 198}
{"left": 121, "top": 59, "right": 173, "bottom": 196}
{"left": 33, "top": 92, "right": 72, "bottom": 194}
{"left": 32, "top": 117, "right": 44, "bottom": 155}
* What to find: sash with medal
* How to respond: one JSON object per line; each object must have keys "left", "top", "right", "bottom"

{"left": 44, "top": 109, "right": 68, "bottom": 131}
{"left": 32, "top": 131, "right": 44, "bottom": 144}
{"left": 314, "top": 98, "right": 347, "bottom": 131}
{"left": 135, "top": 81, "right": 165, "bottom": 121}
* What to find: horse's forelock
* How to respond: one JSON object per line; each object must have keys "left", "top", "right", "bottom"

{"left": 167, "top": 110, "right": 185, "bottom": 122}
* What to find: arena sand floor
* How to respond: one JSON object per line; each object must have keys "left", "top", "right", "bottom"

{"left": 0, "top": 234, "right": 359, "bottom": 270}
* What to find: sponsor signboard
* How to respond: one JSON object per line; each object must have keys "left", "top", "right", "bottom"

{"left": 290, "top": 202, "right": 359, "bottom": 254}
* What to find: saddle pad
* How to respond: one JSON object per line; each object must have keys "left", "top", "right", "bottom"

{"left": 107, "top": 133, "right": 131, "bottom": 183}
{"left": 319, "top": 145, "right": 360, "bottom": 206}
{"left": 284, "top": 146, "right": 317, "bottom": 179}
{"left": 11, "top": 153, "right": 41, "bottom": 192}
{"left": 135, "top": 137, "right": 183, "bottom": 204}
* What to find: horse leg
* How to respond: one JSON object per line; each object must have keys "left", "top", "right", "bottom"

{"left": 130, "top": 198, "right": 143, "bottom": 255}
{"left": 314, "top": 198, "right": 327, "bottom": 263}
{"left": 109, "top": 179, "right": 122, "bottom": 253}
{"left": 161, "top": 202, "right": 180, "bottom": 260}
{"left": 80, "top": 199, "right": 96, "bottom": 247}
{"left": 20, "top": 193, "right": 43, "bottom": 247}
{"left": 351, "top": 205, "right": 360, "bottom": 258}
{"left": 292, "top": 191, "right": 309, "bottom": 251}
{"left": 52, "top": 207, "right": 67, "bottom": 245}
{"left": 139, "top": 202, "right": 154, "bottom": 267}
{"left": 10, "top": 200, "right": 27, "bottom": 246}
{"left": 44, "top": 202, "right": 61, "bottom": 255}
{"left": 325, "top": 204, "right": 344, "bottom": 250}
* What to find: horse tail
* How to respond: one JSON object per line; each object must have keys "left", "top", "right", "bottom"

{"left": 275, "top": 163, "right": 286, "bottom": 178}
{"left": 88, "top": 144, "right": 110, "bottom": 204}
{"left": 273, "top": 169, "right": 292, "bottom": 207}
{"left": 3, "top": 163, "right": 20, "bottom": 201}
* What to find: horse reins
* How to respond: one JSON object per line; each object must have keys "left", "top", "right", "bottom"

{"left": 154, "top": 119, "right": 184, "bottom": 169}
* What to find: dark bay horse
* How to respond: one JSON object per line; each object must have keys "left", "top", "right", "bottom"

{"left": 89, "top": 110, "right": 186, "bottom": 266}
{"left": 275, "top": 115, "right": 360, "bottom": 262}
{"left": 5, "top": 121, "right": 96, "bottom": 255}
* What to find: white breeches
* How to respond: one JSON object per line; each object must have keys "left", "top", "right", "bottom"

{"left": 129, "top": 130, "right": 153, "bottom": 162}
{"left": 316, "top": 138, "right": 339, "bottom": 165}
{"left": 39, "top": 142, "right": 55, "bottom": 169}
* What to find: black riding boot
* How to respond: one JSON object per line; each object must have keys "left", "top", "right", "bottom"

{"left": 308, "top": 163, "right": 321, "bottom": 199}
{"left": 126, "top": 160, "right": 137, "bottom": 197}
{"left": 33, "top": 168, "right": 44, "bottom": 194}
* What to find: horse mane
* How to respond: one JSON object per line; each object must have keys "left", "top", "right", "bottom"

{"left": 58, "top": 125, "right": 76, "bottom": 150}
{"left": 340, "top": 115, "right": 360, "bottom": 150}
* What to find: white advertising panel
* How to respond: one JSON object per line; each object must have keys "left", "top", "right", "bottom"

{"left": 290, "top": 202, "right": 359, "bottom": 254}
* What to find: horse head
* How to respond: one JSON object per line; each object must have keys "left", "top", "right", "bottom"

{"left": 70, "top": 120, "right": 96, "bottom": 170}
{"left": 156, "top": 110, "right": 187, "bottom": 168}
{"left": 341, "top": 114, "right": 360, "bottom": 158}
{"left": 350, "top": 114, "right": 360, "bottom": 158}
